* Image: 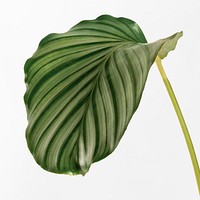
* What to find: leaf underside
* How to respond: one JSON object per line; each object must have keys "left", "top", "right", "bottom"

{"left": 24, "top": 15, "right": 182, "bottom": 175}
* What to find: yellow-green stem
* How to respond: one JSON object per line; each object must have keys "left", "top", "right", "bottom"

{"left": 155, "top": 56, "right": 200, "bottom": 194}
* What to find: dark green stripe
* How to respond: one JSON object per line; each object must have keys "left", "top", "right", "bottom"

{"left": 25, "top": 48, "right": 109, "bottom": 107}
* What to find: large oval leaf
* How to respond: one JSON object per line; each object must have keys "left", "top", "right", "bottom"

{"left": 24, "top": 15, "right": 182, "bottom": 175}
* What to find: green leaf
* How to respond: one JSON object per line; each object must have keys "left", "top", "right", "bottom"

{"left": 157, "top": 31, "right": 183, "bottom": 59}
{"left": 24, "top": 15, "right": 182, "bottom": 175}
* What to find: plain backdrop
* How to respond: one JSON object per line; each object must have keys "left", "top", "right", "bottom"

{"left": 0, "top": 0, "right": 200, "bottom": 199}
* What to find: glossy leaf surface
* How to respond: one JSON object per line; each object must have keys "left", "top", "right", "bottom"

{"left": 24, "top": 15, "right": 182, "bottom": 175}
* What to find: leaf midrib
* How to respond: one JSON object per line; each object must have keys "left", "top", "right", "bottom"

{"left": 76, "top": 41, "right": 135, "bottom": 156}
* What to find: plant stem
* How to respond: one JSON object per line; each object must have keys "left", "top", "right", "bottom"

{"left": 155, "top": 56, "right": 200, "bottom": 194}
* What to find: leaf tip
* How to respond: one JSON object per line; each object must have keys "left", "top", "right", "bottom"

{"left": 158, "top": 31, "right": 183, "bottom": 59}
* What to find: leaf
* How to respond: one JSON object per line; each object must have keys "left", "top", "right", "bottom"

{"left": 157, "top": 31, "right": 183, "bottom": 59}
{"left": 24, "top": 15, "right": 182, "bottom": 175}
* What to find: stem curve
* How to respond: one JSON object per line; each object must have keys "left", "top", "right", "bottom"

{"left": 155, "top": 56, "right": 200, "bottom": 194}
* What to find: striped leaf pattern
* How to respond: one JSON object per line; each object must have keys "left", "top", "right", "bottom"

{"left": 24, "top": 15, "right": 182, "bottom": 175}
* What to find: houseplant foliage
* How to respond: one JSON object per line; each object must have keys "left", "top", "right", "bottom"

{"left": 24, "top": 15, "right": 199, "bottom": 193}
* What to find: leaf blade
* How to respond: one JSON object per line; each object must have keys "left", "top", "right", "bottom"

{"left": 24, "top": 15, "right": 182, "bottom": 175}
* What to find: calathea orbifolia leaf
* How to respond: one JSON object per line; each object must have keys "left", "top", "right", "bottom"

{"left": 24, "top": 15, "right": 182, "bottom": 175}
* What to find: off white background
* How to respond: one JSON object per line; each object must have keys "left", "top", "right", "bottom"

{"left": 0, "top": 0, "right": 200, "bottom": 199}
